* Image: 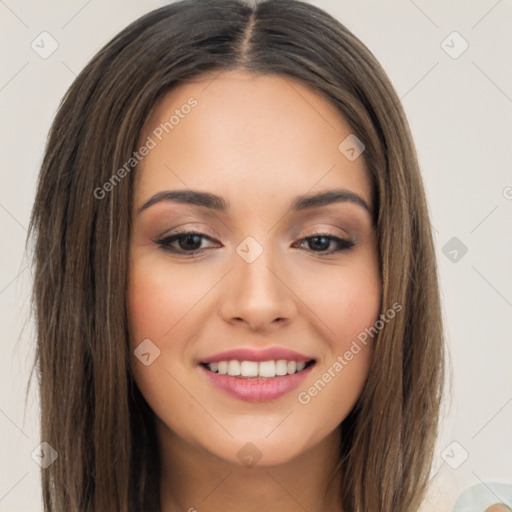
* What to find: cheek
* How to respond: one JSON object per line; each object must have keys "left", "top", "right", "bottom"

{"left": 333, "top": 278, "right": 381, "bottom": 347}
{"left": 127, "top": 259, "right": 198, "bottom": 421}
{"left": 292, "top": 255, "right": 381, "bottom": 407}
{"left": 128, "top": 273, "right": 169, "bottom": 344}
{"left": 293, "top": 268, "right": 380, "bottom": 430}
{"left": 298, "top": 259, "right": 381, "bottom": 348}
{"left": 127, "top": 257, "right": 206, "bottom": 343}
{"left": 325, "top": 280, "right": 379, "bottom": 372}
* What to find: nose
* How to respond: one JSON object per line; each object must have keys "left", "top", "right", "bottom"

{"left": 219, "top": 247, "right": 298, "bottom": 332}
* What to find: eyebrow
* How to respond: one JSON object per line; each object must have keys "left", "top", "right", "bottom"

{"left": 138, "top": 188, "right": 372, "bottom": 215}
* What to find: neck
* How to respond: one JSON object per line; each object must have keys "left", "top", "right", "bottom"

{"left": 157, "top": 420, "right": 344, "bottom": 512}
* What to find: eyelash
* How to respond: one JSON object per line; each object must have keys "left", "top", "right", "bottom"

{"left": 155, "top": 229, "right": 355, "bottom": 256}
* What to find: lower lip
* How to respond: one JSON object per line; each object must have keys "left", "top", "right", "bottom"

{"left": 199, "top": 364, "right": 314, "bottom": 402}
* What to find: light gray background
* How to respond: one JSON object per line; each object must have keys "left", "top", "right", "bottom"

{"left": 1, "top": 1, "right": 511, "bottom": 510}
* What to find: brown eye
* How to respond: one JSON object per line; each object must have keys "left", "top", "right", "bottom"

{"left": 155, "top": 230, "right": 220, "bottom": 254}
{"left": 295, "top": 234, "right": 355, "bottom": 254}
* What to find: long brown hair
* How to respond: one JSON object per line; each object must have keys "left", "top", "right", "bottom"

{"left": 28, "top": 0, "right": 444, "bottom": 510}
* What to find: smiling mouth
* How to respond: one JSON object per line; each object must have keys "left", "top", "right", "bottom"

{"left": 200, "top": 359, "right": 316, "bottom": 379}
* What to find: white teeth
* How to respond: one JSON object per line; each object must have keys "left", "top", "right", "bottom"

{"left": 204, "top": 359, "right": 312, "bottom": 377}
{"left": 259, "top": 360, "right": 275, "bottom": 377}
{"left": 275, "top": 360, "right": 288, "bottom": 376}
{"left": 287, "top": 361, "right": 297, "bottom": 374}
{"left": 227, "top": 360, "right": 241, "bottom": 376}
{"left": 240, "top": 361, "right": 259, "bottom": 377}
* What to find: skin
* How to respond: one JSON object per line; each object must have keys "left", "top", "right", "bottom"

{"left": 127, "top": 70, "right": 381, "bottom": 512}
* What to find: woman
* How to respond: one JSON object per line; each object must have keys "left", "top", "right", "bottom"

{"left": 28, "top": 0, "right": 445, "bottom": 510}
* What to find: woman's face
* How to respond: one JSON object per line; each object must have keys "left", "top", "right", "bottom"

{"left": 128, "top": 70, "right": 381, "bottom": 466}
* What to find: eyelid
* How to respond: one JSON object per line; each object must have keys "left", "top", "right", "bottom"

{"left": 157, "top": 224, "right": 218, "bottom": 240}
{"left": 300, "top": 225, "right": 354, "bottom": 243}
{"left": 155, "top": 228, "right": 219, "bottom": 245}
{"left": 302, "top": 226, "right": 349, "bottom": 238}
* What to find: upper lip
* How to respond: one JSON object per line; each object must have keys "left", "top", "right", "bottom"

{"left": 199, "top": 347, "right": 315, "bottom": 364}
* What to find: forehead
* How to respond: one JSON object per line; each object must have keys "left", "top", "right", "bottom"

{"left": 134, "top": 70, "right": 372, "bottom": 210}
